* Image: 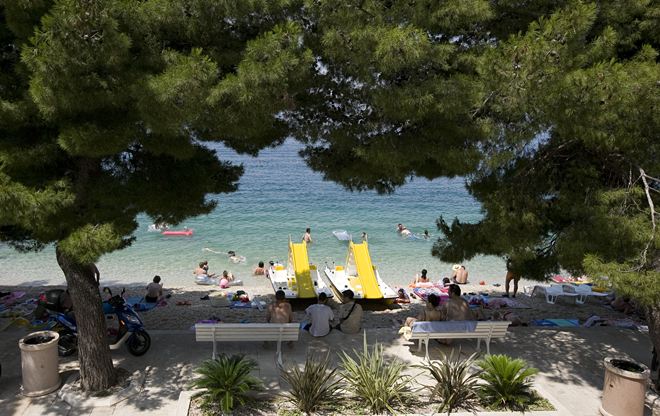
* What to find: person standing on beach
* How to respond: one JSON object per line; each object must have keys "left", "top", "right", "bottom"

{"left": 302, "top": 227, "right": 313, "bottom": 244}
{"left": 266, "top": 290, "right": 293, "bottom": 323}
{"left": 504, "top": 259, "right": 521, "bottom": 298}
{"left": 304, "top": 293, "right": 333, "bottom": 337}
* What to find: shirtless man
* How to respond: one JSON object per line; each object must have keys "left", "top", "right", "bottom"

{"left": 441, "top": 284, "right": 472, "bottom": 321}
{"left": 452, "top": 265, "right": 468, "bottom": 284}
{"left": 266, "top": 290, "right": 293, "bottom": 323}
{"left": 194, "top": 261, "right": 216, "bottom": 278}
{"left": 397, "top": 223, "right": 412, "bottom": 237}
{"left": 504, "top": 258, "right": 520, "bottom": 298}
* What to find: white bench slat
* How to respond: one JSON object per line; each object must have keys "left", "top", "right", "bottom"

{"left": 194, "top": 323, "right": 300, "bottom": 365}
{"left": 405, "top": 321, "right": 509, "bottom": 359}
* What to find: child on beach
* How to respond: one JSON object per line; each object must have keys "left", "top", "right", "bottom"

{"left": 219, "top": 270, "right": 234, "bottom": 289}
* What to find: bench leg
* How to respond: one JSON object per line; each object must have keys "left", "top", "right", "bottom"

{"left": 212, "top": 340, "right": 217, "bottom": 360}
{"left": 476, "top": 338, "right": 481, "bottom": 351}
{"left": 486, "top": 338, "right": 491, "bottom": 355}
{"left": 418, "top": 339, "right": 422, "bottom": 352}
{"left": 425, "top": 339, "right": 430, "bottom": 361}
{"left": 276, "top": 339, "right": 283, "bottom": 367}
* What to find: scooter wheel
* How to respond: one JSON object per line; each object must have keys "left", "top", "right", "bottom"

{"left": 127, "top": 330, "right": 151, "bottom": 356}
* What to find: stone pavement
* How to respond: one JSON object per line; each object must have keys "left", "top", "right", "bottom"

{"left": 0, "top": 326, "right": 658, "bottom": 415}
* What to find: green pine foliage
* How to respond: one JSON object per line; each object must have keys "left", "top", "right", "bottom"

{"left": 191, "top": 355, "right": 262, "bottom": 413}
{"left": 279, "top": 353, "right": 342, "bottom": 414}
{"left": 339, "top": 334, "right": 413, "bottom": 414}
{"left": 478, "top": 355, "right": 539, "bottom": 411}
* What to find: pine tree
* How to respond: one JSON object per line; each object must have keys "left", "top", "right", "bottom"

{"left": 0, "top": 0, "right": 311, "bottom": 391}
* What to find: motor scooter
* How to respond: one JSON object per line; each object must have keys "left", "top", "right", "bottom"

{"left": 38, "top": 287, "right": 151, "bottom": 356}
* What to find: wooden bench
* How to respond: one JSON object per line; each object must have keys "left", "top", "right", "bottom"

{"left": 195, "top": 323, "right": 300, "bottom": 365}
{"left": 404, "top": 321, "right": 510, "bottom": 359}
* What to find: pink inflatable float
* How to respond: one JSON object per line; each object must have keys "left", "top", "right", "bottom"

{"left": 161, "top": 229, "right": 193, "bottom": 236}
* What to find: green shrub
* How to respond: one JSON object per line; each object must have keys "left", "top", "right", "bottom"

{"left": 280, "top": 353, "right": 342, "bottom": 414}
{"left": 339, "top": 334, "right": 413, "bottom": 414}
{"left": 191, "top": 354, "right": 262, "bottom": 413}
{"left": 421, "top": 350, "right": 481, "bottom": 414}
{"left": 478, "top": 354, "right": 538, "bottom": 411}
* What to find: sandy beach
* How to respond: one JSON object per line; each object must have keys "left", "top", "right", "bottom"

{"left": 0, "top": 281, "right": 643, "bottom": 332}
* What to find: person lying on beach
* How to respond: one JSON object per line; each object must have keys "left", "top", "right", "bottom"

{"left": 610, "top": 296, "right": 635, "bottom": 315}
{"left": 335, "top": 290, "right": 363, "bottom": 334}
{"left": 303, "top": 292, "right": 333, "bottom": 337}
{"left": 145, "top": 275, "right": 163, "bottom": 303}
{"left": 405, "top": 293, "right": 443, "bottom": 327}
{"left": 394, "top": 288, "right": 411, "bottom": 304}
{"left": 254, "top": 261, "right": 266, "bottom": 275}
{"left": 397, "top": 223, "right": 412, "bottom": 236}
{"left": 266, "top": 290, "right": 293, "bottom": 323}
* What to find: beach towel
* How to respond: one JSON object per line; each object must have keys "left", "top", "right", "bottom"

{"left": 230, "top": 301, "right": 253, "bottom": 309}
{"left": 412, "top": 287, "right": 449, "bottom": 302}
{"left": 530, "top": 319, "right": 579, "bottom": 327}
{"left": 412, "top": 320, "right": 477, "bottom": 333}
{"left": 125, "top": 296, "right": 159, "bottom": 312}
{"left": 1, "top": 291, "right": 26, "bottom": 305}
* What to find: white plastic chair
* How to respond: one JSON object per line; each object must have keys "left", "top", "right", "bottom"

{"left": 530, "top": 285, "right": 578, "bottom": 304}
{"left": 563, "top": 284, "right": 610, "bottom": 305}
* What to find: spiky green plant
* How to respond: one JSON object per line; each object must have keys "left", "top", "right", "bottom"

{"left": 419, "top": 350, "right": 481, "bottom": 414}
{"left": 280, "top": 353, "right": 342, "bottom": 414}
{"left": 339, "top": 333, "right": 413, "bottom": 414}
{"left": 478, "top": 354, "right": 538, "bottom": 411}
{"left": 191, "top": 354, "right": 262, "bottom": 412}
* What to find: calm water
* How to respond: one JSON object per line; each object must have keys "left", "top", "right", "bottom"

{"left": 0, "top": 140, "right": 506, "bottom": 288}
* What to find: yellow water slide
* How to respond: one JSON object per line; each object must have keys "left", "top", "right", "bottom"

{"left": 289, "top": 241, "right": 317, "bottom": 298}
{"left": 349, "top": 241, "right": 383, "bottom": 299}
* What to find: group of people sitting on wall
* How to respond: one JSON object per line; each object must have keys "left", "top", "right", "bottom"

{"left": 266, "top": 289, "right": 363, "bottom": 337}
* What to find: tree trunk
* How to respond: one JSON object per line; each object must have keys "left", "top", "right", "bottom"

{"left": 648, "top": 303, "right": 660, "bottom": 389}
{"left": 56, "top": 246, "right": 116, "bottom": 391}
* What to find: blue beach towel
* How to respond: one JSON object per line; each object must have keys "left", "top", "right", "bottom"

{"left": 125, "top": 296, "right": 158, "bottom": 312}
{"left": 531, "top": 319, "right": 579, "bottom": 327}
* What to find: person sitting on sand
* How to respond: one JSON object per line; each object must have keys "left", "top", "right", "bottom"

{"left": 194, "top": 261, "right": 217, "bottom": 279}
{"left": 394, "top": 288, "right": 411, "bottom": 304}
{"left": 266, "top": 290, "right": 293, "bottom": 323}
{"left": 405, "top": 293, "right": 443, "bottom": 327}
{"left": 414, "top": 269, "right": 429, "bottom": 285}
{"left": 335, "top": 290, "right": 363, "bottom": 334}
{"left": 452, "top": 265, "right": 468, "bottom": 284}
{"left": 145, "top": 275, "right": 163, "bottom": 303}
{"left": 219, "top": 270, "right": 234, "bottom": 289}
{"left": 441, "top": 277, "right": 451, "bottom": 287}
{"left": 397, "top": 223, "right": 412, "bottom": 237}
{"left": 302, "top": 227, "right": 313, "bottom": 244}
{"left": 304, "top": 293, "right": 333, "bottom": 337}
{"left": 441, "top": 284, "right": 472, "bottom": 321}
{"left": 254, "top": 261, "right": 266, "bottom": 275}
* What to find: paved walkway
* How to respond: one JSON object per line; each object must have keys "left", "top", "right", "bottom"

{"left": 0, "top": 327, "right": 658, "bottom": 415}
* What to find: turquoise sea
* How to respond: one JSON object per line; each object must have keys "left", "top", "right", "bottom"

{"left": 0, "top": 140, "right": 507, "bottom": 288}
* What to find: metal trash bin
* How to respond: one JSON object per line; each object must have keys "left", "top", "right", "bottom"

{"left": 600, "top": 357, "right": 649, "bottom": 416}
{"left": 19, "top": 331, "right": 61, "bottom": 396}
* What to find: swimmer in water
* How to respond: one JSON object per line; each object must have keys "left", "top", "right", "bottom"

{"left": 227, "top": 251, "right": 245, "bottom": 264}
{"left": 397, "top": 223, "right": 412, "bottom": 237}
{"left": 423, "top": 229, "right": 430, "bottom": 239}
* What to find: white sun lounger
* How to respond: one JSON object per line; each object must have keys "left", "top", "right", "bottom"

{"left": 528, "top": 284, "right": 578, "bottom": 304}
{"left": 562, "top": 284, "right": 611, "bottom": 305}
